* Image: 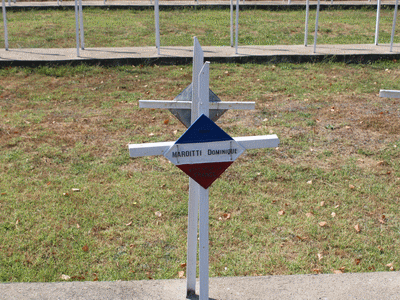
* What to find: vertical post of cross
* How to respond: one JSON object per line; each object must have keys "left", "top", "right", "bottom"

{"left": 198, "top": 62, "right": 210, "bottom": 300}
{"left": 186, "top": 36, "right": 208, "bottom": 297}
{"left": 186, "top": 37, "right": 204, "bottom": 296}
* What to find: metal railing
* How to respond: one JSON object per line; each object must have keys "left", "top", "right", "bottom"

{"left": 1, "top": 0, "right": 399, "bottom": 56}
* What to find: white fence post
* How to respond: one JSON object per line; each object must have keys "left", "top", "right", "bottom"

{"left": 390, "top": 0, "right": 399, "bottom": 52}
{"left": 375, "top": 0, "right": 381, "bottom": 45}
{"left": 79, "top": 0, "right": 85, "bottom": 49}
{"left": 313, "top": 0, "right": 321, "bottom": 53}
{"left": 235, "top": 0, "right": 239, "bottom": 54}
{"left": 304, "top": 0, "right": 310, "bottom": 46}
{"left": 230, "top": 0, "right": 233, "bottom": 47}
{"left": 2, "top": 0, "right": 8, "bottom": 50}
{"left": 155, "top": 0, "right": 160, "bottom": 55}
{"left": 74, "top": 0, "right": 80, "bottom": 56}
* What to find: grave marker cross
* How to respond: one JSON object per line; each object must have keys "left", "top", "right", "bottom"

{"left": 138, "top": 37, "right": 256, "bottom": 297}
{"left": 128, "top": 40, "right": 280, "bottom": 300}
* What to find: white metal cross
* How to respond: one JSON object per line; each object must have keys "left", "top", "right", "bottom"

{"left": 128, "top": 39, "right": 279, "bottom": 300}
{"left": 138, "top": 37, "right": 256, "bottom": 297}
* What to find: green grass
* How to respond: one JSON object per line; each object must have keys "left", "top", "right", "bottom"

{"left": 1, "top": 61, "right": 400, "bottom": 282}
{"left": 0, "top": 7, "right": 399, "bottom": 48}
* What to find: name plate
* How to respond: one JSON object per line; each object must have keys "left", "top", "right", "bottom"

{"left": 164, "top": 140, "right": 245, "bottom": 165}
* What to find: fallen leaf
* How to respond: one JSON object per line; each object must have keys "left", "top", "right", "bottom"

{"left": 307, "top": 180, "right": 313, "bottom": 185}
{"left": 126, "top": 221, "right": 133, "bottom": 226}
{"left": 222, "top": 213, "right": 231, "bottom": 220}
{"left": 61, "top": 274, "right": 71, "bottom": 281}
{"left": 378, "top": 245, "right": 384, "bottom": 252}
{"left": 163, "top": 119, "right": 169, "bottom": 125}
{"left": 155, "top": 211, "right": 162, "bottom": 218}
{"left": 82, "top": 245, "right": 89, "bottom": 252}
{"left": 349, "top": 184, "right": 355, "bottom": 189}
{"left": 306, "top": 212, "right": 314, "bottom": 218}
{"left": 386, "top": 263, "right": 394, "bottom": 271}
{"left": 63, "top": 192, "right": 69, "bottom": 196}
{"left": 72, "top": 188, "right": 80, "bottom": 192}
{"left": 149, "top": 133, "right": 155, "bottom": 137}
{"left": 320, "top": 201, "right": 325, "bottom": 207}
{"left": 278, "top": 210, "right": 285, "bottom": 216}
{"left": 180, "top": 263, "right": 186, "bottom": 268}
{"left": 354, "top": 224, "right": 361, "bottom": 233}
{"left": 331, "top": 212, "right": 336, "bottom": 218}
{"left": 178, "top": 271, "right": 185, "bottom": 278}
{"left": 15, "top": 219, "right": 19, "bottom": 225}
{"left": 317, "top": 253, "right": 323, "bottom": 261}
{"left": 377, "top": 161, "right": 385, "bottom": 166}
{"left": 173, "top": 129, "right": 178, "bottom": 135}
{"left": 312, "top": 268, "right": 321, "bottom": 274}
{"left": 319, "top": 221, "right": 327, "bottom": 227}
{"left": 355, "top": 258, "right": 361, "bottom": 265}
{"left": 333, "top": 269, "right": 343, "bottom": 274}
{"left": 76, "top": 224, "right": 80, "bottom": 229}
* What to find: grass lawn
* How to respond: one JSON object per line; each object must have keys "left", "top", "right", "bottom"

{"left": 0, "top": 7, "right": 399, "bottom": 48}
{"left": 1, "top": 60, "right": 400, "bottom": 282}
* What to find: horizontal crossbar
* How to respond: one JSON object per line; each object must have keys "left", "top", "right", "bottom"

{"left": 129, "top": 135, "right": 279, "bottom": 158}
{"left": 379, "top": 90, "right": 400, "bottom": 99}
{"left": 139, "top": 100, "right": 255, "bottom": 110}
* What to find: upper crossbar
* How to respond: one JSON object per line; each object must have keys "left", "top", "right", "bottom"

{"left": 139, "top": 100, "right": 255, "bottom": 110}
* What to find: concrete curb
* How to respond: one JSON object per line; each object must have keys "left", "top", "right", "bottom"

{"left": 1, "top": 44, "right": 400, "bottom": 67}
{"left": 1, "top": 272, "right": 400, "bottom": 299}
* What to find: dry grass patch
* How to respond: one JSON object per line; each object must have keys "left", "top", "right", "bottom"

{"left": 1, "top": 61, "right": 400, "bottom": 282}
